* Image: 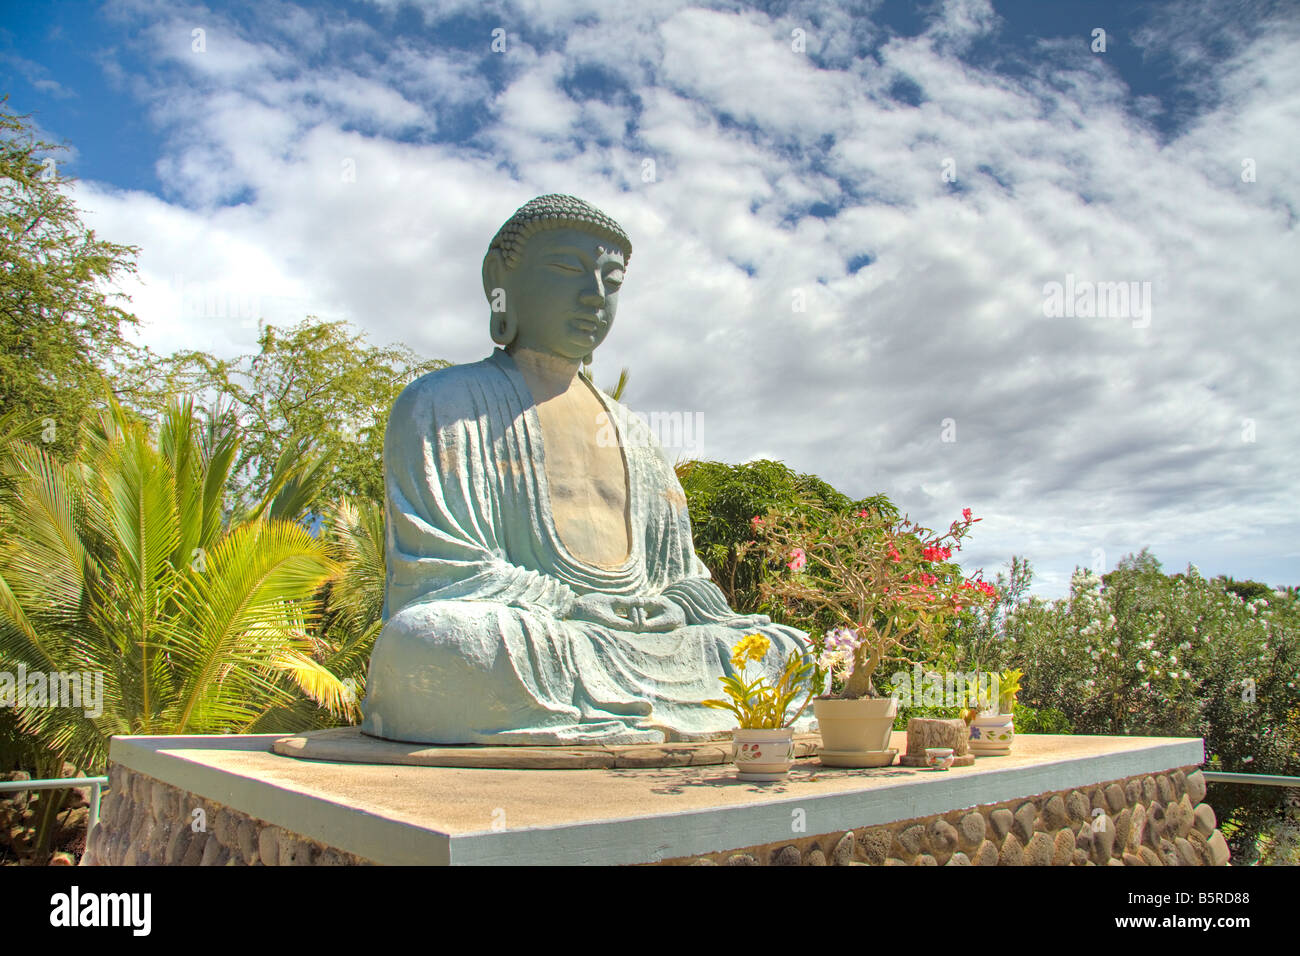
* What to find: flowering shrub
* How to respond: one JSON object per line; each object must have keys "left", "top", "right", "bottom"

{"left": 947, "top": 549, "right": 1300, "bottom": 863}
{"left": 752, "top": 504, "right": 998, "bottom": 699}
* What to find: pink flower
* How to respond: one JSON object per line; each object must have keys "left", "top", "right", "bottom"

{"left": 787, "top": 548, "right": 807, "bottom": 571}
{"left": 962, "top": 508, "right": 973, "bottom": 521}
{"left": 750, "top": 516, "right": 763, "bottom": 528}
{"left": 856, "top": 509, "right": 870, "bottom": 518}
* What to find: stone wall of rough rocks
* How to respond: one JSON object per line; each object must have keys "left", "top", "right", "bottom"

{"left": 82, "top": 761, "right": 1230, "bottom": 866}
{"left": 659, "top": 765, "right": 1231, "bottom": 866}
{"left": 79, "top": 764, "right": 372, "bottom": 866}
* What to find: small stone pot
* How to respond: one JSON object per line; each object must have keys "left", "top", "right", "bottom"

{"left": 925, "top": 747, "right": 955, "bottom": 770}
{"left": 969, "top": 713, "right": 1014, "bottom": 755}
{"left": 731, "top": 728, "right": 796, "bottom": 781}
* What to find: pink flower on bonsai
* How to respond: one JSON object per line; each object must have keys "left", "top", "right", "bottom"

{"left": 755, "top": 505, "right": 997, "bottom": 699}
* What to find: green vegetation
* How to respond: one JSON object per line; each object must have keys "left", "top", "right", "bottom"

{"left": 939, "top": 550, "right": 1300, "bottom": 864}
{"left": 137, "top": 318, "right": 448, "bottom": 511}
{"left": 675, "top": 457, "right": 894, "bottom": 616}
{"left": 0, "top": 97, "right": 141, "bottom": 464}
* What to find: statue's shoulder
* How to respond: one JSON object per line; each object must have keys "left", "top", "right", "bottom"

{"left": 390, "top": 355, "right": 504, "bottom": 424}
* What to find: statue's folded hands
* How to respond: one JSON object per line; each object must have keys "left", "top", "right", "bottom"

{"left": 566, "top": 592, "right": 686, "bottom": 632}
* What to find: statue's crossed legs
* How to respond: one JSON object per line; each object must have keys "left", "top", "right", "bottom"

{"left": 361, "top": 599, "right": 813, "bottom": 746}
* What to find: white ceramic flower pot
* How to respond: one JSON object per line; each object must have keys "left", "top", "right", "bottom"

{"left": 731, "top": 727, "right": 796, "bottom": 781}
{"left": 813, "top": 696, "right": 899, "bottom": 767}
{"left": 969, "top": 713, "right": 1014, "bottom": 756}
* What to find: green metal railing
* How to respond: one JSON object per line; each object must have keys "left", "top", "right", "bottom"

{"left": 1202, "top": 771, "right": 1300, "bottom": 788}
{"left": 0, "top": 775, "right": 109, "bottom": 833}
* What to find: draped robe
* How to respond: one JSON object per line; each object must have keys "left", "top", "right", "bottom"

{"left": 360, "top": 347, "right": 813, "bottom": 745}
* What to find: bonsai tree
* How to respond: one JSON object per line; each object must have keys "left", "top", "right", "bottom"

{"left": 753, "top": 504, "right": 998, "bottom": 700}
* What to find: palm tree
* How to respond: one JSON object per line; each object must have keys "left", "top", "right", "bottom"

{"left": 310, "top": 495, "right": 387, "bottom": 723}
{"left": 0, "top": 390, "right": 352, "bottom": 857}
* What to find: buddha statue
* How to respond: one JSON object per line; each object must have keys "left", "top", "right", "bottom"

{"left": 360, "top": 194, "right": 814, "bottom": 745}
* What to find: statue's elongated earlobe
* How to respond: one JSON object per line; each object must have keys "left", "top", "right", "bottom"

{"left": 582, "top": 352, "right": 594, "bottom": 366}
{"left": 491, "top": 312, "right": 517, "bottom": 346}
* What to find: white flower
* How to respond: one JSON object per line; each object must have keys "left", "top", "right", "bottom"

{"left": 1183, "top": 671, "right": 1191, "bottom": 679}
{"left": 1136, "top": 661, "right": 1145, "bottom": 671}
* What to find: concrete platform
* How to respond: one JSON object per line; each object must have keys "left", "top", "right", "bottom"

{"left": 107, "top": 730, "right": 1204, "bottom": 865}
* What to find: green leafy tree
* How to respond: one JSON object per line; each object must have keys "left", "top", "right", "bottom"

{"left": 675, "top": 458, "right": 896, "bottom": 616}
{"left": 0, "top": 97, "right": 141, "bottom": 462}
{"left": 134, "top": 318, "right": 448, "bottom": 514}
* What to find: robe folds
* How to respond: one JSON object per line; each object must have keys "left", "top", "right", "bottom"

{"left": 360, "top": 347, "right": 814, "bottom": 745}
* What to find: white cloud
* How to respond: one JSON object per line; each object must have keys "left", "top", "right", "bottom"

{"left": 64, "top": 0, "right": 1300, "bottom": 596}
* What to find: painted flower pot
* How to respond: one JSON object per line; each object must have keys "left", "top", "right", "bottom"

{"left": 925, "top": 747, "right": 955, "bottom": 770}
{"left": 813, "top": 696, "right": 899, "bottom": 767}
{"left": 968, "top": 713, "right": 1014, "bottom": 756}
{"left": 731, "top": 728, "right": 796, "bottom": 781}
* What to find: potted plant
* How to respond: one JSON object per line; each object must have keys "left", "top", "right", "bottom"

{"left": 812, "top": 626, "right": 900, "bottom": 767}
{"left": 754, "top": 505, "right": 998, "bottom": 768}
{"left": 702, "top": 633, "right": 817, "bottom": 781}
{"left": 968, "top": 668, "right": 1022, "bottom": 756}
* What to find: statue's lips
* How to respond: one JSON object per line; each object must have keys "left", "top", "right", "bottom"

{"left": 570, "top": 314, "right": 602, "bottom": 332}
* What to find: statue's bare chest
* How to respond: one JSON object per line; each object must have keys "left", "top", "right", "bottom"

{"left": 534, "top": 382, "right": 631, "bottom": 568}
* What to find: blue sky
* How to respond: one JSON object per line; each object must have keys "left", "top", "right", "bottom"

{"left": 4, "top": 0, "right": 1299, "bottom": 598}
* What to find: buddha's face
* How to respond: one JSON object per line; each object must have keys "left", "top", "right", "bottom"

{"left": 506, "top": 227, "right": 625, "bottom": 360}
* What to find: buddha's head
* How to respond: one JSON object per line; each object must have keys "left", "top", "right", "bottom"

{"left": 482, "top": 194, "right": 632, "bottom": 363}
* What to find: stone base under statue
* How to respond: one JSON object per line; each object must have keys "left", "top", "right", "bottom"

{"left": 80, "top": 730, "right": 1230, "bottom": 866}
{"left": 273, "top": 725, "right": 822, "bottom": 770}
